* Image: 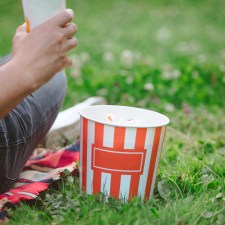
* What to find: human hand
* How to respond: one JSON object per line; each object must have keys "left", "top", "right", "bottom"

{"left": 12, "top": 9, "right": 78, "bottom": 90}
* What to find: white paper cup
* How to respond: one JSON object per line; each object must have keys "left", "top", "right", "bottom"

{"left": 79, "top": 105, "right": 170, "bottom": 201}
{"left": 22, "top": 0, "right": 66, "bottom": 32}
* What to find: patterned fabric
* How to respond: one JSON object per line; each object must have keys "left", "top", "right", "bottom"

{"left": 0, "top": 142, "right": 80, "bottom": 221}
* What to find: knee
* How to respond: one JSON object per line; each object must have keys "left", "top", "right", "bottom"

{"left": 33, "top": 70, "right": 67, "bottom": 109}
{"left": 53, "top": 71, "right": 67, "bottom": 108}
{"left": 53, "top": 71, "right": 67, "bottom": 100}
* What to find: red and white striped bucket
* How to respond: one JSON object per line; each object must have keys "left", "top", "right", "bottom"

{"left": 79, "top": 105, "right": 169, "bottom": 201}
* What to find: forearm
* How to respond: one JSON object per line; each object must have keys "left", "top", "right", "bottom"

{"left": 0, "top": 59, "right": 34, "bottom": 118}
{"left": 0, "top": 10, "right": 77, "bottom": 119}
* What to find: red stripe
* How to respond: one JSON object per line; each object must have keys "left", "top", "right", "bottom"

{"left": 129, "top": 128, "right": 147, "bottom": 200}
{"left": 114, "top": 127, "right": 126, "bottom": 149}
{"left": 82, "top": 118, "right": 88, "bottom": 192}
{"left": 129, "top": 176, "right": 141, "bottom": 200}
{"left": 110, "top": 127, "right": 125, "bottom": 198}
{"left": 93, "top": 123, "right": 104, "bottom": 194}
{"left": 92, "top": 170, "right": 102, "bottom": 194}
{"left": 144, "top": 127, "right": 162, "bottom": 200}
{"left": 135, "top": 128, "right": 147, "bottom": 150}
{"left": 0, "top": 182, "right": 50, "bottom": 204}
{"left": 110, "top": 174, "right": 121, "bottom": 198}
{"left": 94, "top": 123, "right": 104, "bottom": 147}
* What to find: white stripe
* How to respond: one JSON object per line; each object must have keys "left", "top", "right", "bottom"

{"left": 18, "top": 192, "right": 37, "bottom": 198}
{"left": 101, "top": 172, "right": 111, "bottom": 196}
{"left": 124, "top": 128, "right": 136, "bottom": 149}
{"left": 138, "top": 128, "right": 155, "bottom": 199}
{"left": 119, "top": 128, "right": 134, "bottom": 200}
{"left": 103, "top": 125, "right": 114, "bottom": 148}
{"left": 5, "top": 192, "right": 13, "bottom": 196}
{"left": 120, "top": 175, "right": 131, "bottom": 201}
{"left": 79, "top": 118, "right": 84, "bottom": 191}
{"left": 86, "top": 120, "right": 95, "bottom": 194}
{"left": 150, "top": 126, "right": 166, "bottom": 197}
{"left": 101, "top": 125, "right": 114, "bottom": 198}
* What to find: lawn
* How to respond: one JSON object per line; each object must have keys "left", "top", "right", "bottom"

{"left": 0, "top": 0, "right": 225, "bottom": 224}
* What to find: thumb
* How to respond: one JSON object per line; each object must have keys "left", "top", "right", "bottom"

{"left": 16, "top": 23, "right": 27, "bottom": 33}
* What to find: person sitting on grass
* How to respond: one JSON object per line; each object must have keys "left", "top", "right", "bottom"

{"left": 0, "top": 9, "right": 78, "bottom": 193}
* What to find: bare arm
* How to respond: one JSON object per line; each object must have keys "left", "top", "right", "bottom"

{"left": 0, "top": 9, "right": 78, "bottom": 118}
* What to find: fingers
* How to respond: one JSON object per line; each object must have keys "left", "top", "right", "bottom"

{"left": 62, "top": 37, "right": 78, "bottom": 52}
{"left": 65, "top": 58, "right": 73, "bottom": 68}
{"left": 52, "top": 9, "right": 74, "bottom": 27}
{"left": 60, "top": 37, "right": 77, "bottom": 68}
{"left": 63, "top": 23, "right": 78, "bottom": 38}
{"left": 60, "top": 56, "right": 73, "bottom": 68}
{"left": 61, "top": 21, "right": 78, "bottom": 51}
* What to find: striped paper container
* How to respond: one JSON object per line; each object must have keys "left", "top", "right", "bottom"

{"left": 79, "top": 105, "right": 169, "bottom": 201}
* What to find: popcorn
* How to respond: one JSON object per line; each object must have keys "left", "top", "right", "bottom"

{"left": 107, "top": 113, "right": 116, "bottom": 122}
{"left": 106, "top": 113, "right": 149, "bottom": 126}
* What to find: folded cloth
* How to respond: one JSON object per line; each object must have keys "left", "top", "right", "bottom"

{"left": 0, "top": 142, "right": 80, "bottom": 221}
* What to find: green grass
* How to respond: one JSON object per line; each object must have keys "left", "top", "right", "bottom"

{"left": 0, "top": 0, "right": 225, "bottom": 224}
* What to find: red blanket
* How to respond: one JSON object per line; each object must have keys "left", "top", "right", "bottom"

{"left": 0, "top": 142, "right": 80, "bottom": 221}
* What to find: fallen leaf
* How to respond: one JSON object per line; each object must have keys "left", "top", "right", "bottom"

{"left": 201, "top": 174, "right": 214, "bottom": 186}
{"left": 158, "top": 180, "right": 172, "bottom": 199}
{"left": 203, "top": 211, "right": 214, "bottom": 219}
{"left": 216, "top": 193, "right": 223, "bottom": 199}
{"left": 218, "top": 147, "right": 225, "bottom": 155}
{"left": 67, "top": 176, "right": 74, "bottom": 183}
{"left": 183, "top": 196, "right": 194, "bottom": 205}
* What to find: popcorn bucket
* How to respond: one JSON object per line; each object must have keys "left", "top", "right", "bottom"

{"left": 22, "top": 0, "right": 66, "bottom": 32}
{"left": 79, "top": 105, "right": 170, "bottom": 201}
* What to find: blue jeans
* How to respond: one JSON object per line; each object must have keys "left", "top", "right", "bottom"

{"left": 0, "top": 55, "right": 67, "bottom": 193}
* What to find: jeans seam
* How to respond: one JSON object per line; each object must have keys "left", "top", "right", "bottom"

{"left": 5, "top": 175, "right": 20, "bottom": 181}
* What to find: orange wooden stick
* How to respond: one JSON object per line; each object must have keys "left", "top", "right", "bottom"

{"left": 25, "top": 17, "right": 31, "bottom": 33}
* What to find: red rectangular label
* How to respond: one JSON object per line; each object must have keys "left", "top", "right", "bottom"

{"left": 92, "top": 147, "right": 146, "bottom": 174}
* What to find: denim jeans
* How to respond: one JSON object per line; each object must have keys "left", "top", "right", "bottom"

{"left": 0, "top": 55, "right": 67, "bottom": 193}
